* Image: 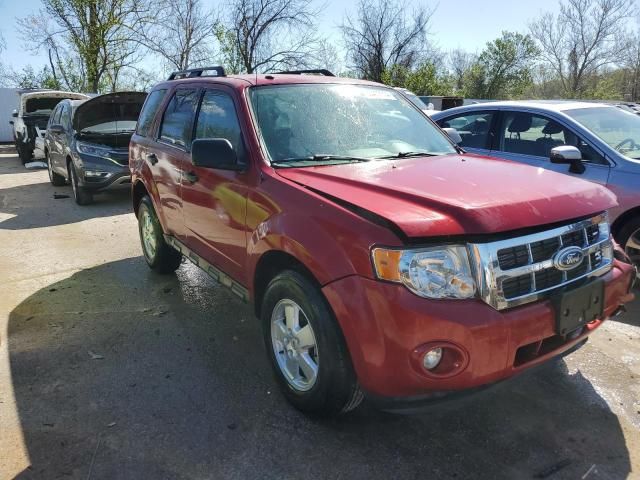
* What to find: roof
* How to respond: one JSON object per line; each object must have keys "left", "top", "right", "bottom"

{"left": 461, "top": 99, "right": 613, "bottom": 112}
{"left": 154, "top": 73, "right": 382, "bottom": 90}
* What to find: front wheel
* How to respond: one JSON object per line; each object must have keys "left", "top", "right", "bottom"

{"left": 68, "top": 162, "right": 93, "bottom": 205}
{"left": 137, "top": 196, "right": 182, "bottom": 273}
{"left": 47, "top": 151, "right": 66, "bottom": 186}
{"left": 262, "top": 270, "right": 362, "bottom": 416}
{"left": 619, "top": 216, "right": 640, "bottom": 272}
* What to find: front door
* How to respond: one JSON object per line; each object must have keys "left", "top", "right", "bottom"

{"left": 181, "top": 88, "right": 249, "bottom": 283}
{"left": 491, "top": 111, "right": 610, "bottom": 186}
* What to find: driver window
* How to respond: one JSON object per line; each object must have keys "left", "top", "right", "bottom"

{"left": 437, "top": 112, "right": 494, "bottom": 149}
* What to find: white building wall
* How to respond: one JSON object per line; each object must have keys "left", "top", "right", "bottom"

{"left": 0, "top": 88, "right": 20, "bottom": 142}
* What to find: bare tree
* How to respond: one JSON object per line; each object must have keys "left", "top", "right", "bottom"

{"left": 530, "top": 0, "right": 635, "bottom": 97}
{"left": 219, "top": 0, "right": 320, "bottom": 74}
{"left": 133, "top": 0, "right": 217, "bottom": 72}
{"left": 18, "top": 0, "right": 147, "bottom": 93}
{"left": 449, "top": 49, "right": 476, "bottom": 92}
{"left": 341, "top": 0, "right": 433, "bottom": 82}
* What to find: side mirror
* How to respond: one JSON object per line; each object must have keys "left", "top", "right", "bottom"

{"left": 191, "top": 138, "right": 243, "bottom": 171}
{"left": 550, "top": 145, "right": 585, "bottom": 174}
{"left": 442, "top": 127, "right": 462, "bottom": 145}
{"left": 11, "top": 111, "right": 18, "bottom": 118}
{"left": 49, "top": 124, "right": 65, "bottom": 134}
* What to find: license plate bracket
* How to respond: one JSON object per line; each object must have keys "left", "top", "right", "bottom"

{"left": 552, "top": 279, "right": 604, "bottom": 335}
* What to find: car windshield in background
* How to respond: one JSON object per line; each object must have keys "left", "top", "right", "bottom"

{"left": 249, "top": 84, "right": 456, "bottom": 165}
{"left": 565, "top": 106, "right": 640, "bottom": 160}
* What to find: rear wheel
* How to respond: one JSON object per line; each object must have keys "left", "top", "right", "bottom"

{"left": 262, "top": 270, "right": 362, "bottom": 416}
{"left": 138, "top": 195, "right": 182, "bottom": 273}
{"left": 47, "top": 151, "right": 65, "bottom": 186}
{"left": 68, "top": 161, "right": 93, "bottom": 205}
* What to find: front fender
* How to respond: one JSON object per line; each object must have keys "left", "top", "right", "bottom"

{"left": 246, "top": 211, "right": 362, "bottom": 287}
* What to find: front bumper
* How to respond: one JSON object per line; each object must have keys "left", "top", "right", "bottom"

{"left": 322, "top": 259, "right": 635, "bottom": 403}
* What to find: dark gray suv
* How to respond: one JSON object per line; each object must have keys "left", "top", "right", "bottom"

{"left": 44, "top": 92, "right": 147, "bottom": 205}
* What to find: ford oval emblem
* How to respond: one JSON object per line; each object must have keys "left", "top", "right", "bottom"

{"left": 553, "top": 246, "right": 585, "bottom": 271}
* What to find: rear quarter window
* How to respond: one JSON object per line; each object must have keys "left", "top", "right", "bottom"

{"left": 136, "top": 89, "right": 166, "bottom": 137}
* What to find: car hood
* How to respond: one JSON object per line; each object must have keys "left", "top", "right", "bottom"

{"left": 73, "top": 92, "right": 147, "bottom": 132}
{"left": 276, "top": 153, "right": 618, "bottom": 238}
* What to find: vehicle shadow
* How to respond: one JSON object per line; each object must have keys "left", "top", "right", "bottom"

{"left": 7, "top": 258, "right": 632, "bottom": 479}
{"left": 0, "top": 180, "right": 131, "bottom": 231}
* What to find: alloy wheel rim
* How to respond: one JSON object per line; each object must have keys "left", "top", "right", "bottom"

{"left": 270, "top": 299, "right": 319, "bottom": 392}
{"left": 624, "top": 227, "right": 640, "bottom": 270}
{"left": 141, "top": 210, "right": 157, "bottom": 260}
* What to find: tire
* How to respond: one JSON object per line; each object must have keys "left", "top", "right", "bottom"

{"left": 68, "top": 161, "right": 93, "bottom": 205}
{"left": 261, "top": 270, "right": 362, "bottom": 416}
{"left": 137, "top": 195, "right": 182, "bottom": 273}
{"left": 47, "top": 151, "right": 66, "bottom": 186}
{"left": 618, "top": 216, "right": 640, "bottom": 270}
{"left": 18, "top": 143, "right": 32, "bottom": 165}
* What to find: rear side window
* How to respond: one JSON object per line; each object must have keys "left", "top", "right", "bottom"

{"left": 195, "top": 90, "right": 244, "bottom": 160}
{"left": 137, "top": 89, "right": 166, "bottom": 137}
{"left": 438, "top": 112, "right": 494, "bottom": 150}
{"left": 159, "top": 88, "right": 199, "bottom": 148}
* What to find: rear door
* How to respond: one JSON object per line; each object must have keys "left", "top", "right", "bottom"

{"left": 491, "top": 110, "right": 610, "bottom": 186}
{"left": 435, "top": 110, "right": 497, "bottom": 155}
{"left": 152, "top": 87, "right": 200, "bottom": 240}
{"left": 47, "top": 104, "right": 63, "bottom": 166}
{"left": 181, "top": 87, "right": 249, "bottom": 282}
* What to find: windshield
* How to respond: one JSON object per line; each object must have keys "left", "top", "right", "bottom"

{"left": 249, "top": 84, "right": 456, "bottom": 165}
{"left": 565, "top": 106, "right": 640, "bottom": 159}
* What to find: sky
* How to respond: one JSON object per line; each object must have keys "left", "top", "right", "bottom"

{"left": 0, "top": 0, "right": 562, "bottom": 71}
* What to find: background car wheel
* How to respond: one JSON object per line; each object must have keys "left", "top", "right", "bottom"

{"left": 47, "top": 152, "right": 66, "bottom": 186}
{"left": 261, "top": 270, "right": 362, "bottom": 416}
{"left": 137, "top": 195, "right": 182, "bottom": 273}
{"left": 68, "top": 161, "right": 93, "bottom": 205}
{"left": 618, "top": 216, "right": 640, "bottom": 271}
{"left": 17, "top": 144, "right": 32, "bottom": 165}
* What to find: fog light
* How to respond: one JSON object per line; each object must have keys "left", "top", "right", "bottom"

{"left": 423, "top": 347, "right": 443, "bottom": 370}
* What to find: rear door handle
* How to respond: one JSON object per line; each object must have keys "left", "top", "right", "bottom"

{"left": 184, "top": 171, "right": 199, "bottom": 183}
{"left": 146, "top": 153, "right": 158, "bottom": 165}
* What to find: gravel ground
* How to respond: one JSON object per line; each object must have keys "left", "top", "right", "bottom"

{"left": 0, "top": 149, "right": 639, "bottom": 480}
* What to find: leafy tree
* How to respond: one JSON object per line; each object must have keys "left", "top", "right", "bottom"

{"left": 381, "top": 63, "right": 451, "bottom": 95}
{"left": 18, "top": 0, "right": 146, "bottom": 93}
{"left": 463, "top": 31, "right": 539, "bottom": 99}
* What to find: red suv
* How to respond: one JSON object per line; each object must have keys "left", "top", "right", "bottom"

{"left": 129, "top": 67, "right": 635, "bottom": 415}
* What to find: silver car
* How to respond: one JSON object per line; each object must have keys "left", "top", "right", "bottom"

{"left": 432, "top": 101, "right": 640, "bottom": 267}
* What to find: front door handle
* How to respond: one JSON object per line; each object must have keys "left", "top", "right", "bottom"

{"left": 146, "top": 153, "right": 158, "bottom": 165}
{"left": 184, "top": 171, "right": 199, "bottom": 183}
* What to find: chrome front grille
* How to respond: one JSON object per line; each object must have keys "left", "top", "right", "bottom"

{"left": 469, "top": 214, "right": 614, "bottom": 310}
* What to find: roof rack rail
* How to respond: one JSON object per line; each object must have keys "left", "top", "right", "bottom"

{"left": 274, "top": 69, "right": 335, "bottom": 77}
{"left": 168, "top": 66, "right": 226, "bottom": 80}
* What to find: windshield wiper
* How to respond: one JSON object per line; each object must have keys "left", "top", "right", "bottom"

{"left": 274, "top": 154, "right": 373, "bottom": 165}
{"left": 377, "top": 151, "right": 438, "bottom": 159}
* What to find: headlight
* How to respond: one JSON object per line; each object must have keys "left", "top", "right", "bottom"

{"left": 76, "top": 141, "right": 112, "bottom": 159}
{"left": 372, "top": 245, "right": 476, "bottom": 299}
